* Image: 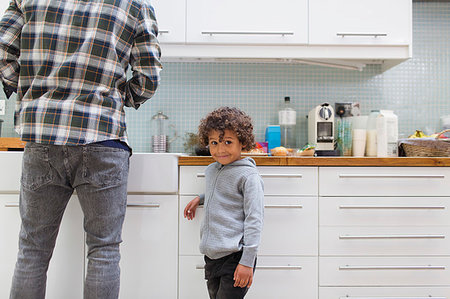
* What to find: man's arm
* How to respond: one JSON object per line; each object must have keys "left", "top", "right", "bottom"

{"left": 125, "top": 3, "right": 162, "bottom": 109}
{"left": 0, "top": 0, "right": 23, "bottom": 98}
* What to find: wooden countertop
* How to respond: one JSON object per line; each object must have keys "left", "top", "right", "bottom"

{"left": 0, "top": 137, "right": 25, "bottom": 151}
{"left": 179, "top": 156, "right": 450, "bottom": 167}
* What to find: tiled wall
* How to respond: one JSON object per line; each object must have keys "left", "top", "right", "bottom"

{"left": 1, "top": 1, "right": 449, "bottom": 153}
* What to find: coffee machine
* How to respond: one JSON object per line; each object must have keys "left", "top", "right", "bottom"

{"left": 308, "top": 103, "right": 335, "bottom": 151}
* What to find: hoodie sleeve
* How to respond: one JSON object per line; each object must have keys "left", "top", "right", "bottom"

{"left": 239, "top": 173, "right": 264, "bottom": 267}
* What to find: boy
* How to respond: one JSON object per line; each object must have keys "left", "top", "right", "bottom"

{"left": 184, "top": 106, "right": 264, "bottom": 299}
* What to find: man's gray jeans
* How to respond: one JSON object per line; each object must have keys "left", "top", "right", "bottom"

{"left": 10, "top": 142, "right": 130, "bottom": 299}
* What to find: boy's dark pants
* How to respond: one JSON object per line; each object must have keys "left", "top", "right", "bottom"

{"left": 204, "top": 251, "right": 256, "bottom": 299}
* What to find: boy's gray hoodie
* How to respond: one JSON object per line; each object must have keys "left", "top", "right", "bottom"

{"left": 198, "top": 157, "right": 264, "bottom": 267}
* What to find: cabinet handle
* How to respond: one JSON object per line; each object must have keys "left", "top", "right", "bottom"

{"left": 339, "top": 205, "right": 446, "bottom": 210}
{"left": 159, "top": 30, "right": 170, "bottom": 34}
{"left": 339, "top": 174, "right": 445, "bottom": 179}
{"left": 340, "top": 297, "right": 446, "bottom": 299}
{"left": 261, "top": 174, "right": 303, "bottom": 178}
{"left": 339, "top": 234, "right": 445, "bottom": 239}
{"left": 126, "top": 203, "right": 160, "bottom": 208}
{"left": 201, "top": 31, "right": 294, "bottom": 36}
{"left": 264, "top": 204, "right": 303, "bottom": 209}
{"left": 195, "top": 265, "right": 302, "bottom": 270}
{"left": 339, "top": 265, "right": 446, "bottom": 270}
{"left": 5, "top": 202, "right": 19, "bottom": 208}
{"left": 197, "top": 173, "right": 303, "bottom": 178}
{"left": 336, "top": 32, "right": 387, "bottom": 37}
{"left": 255, "top": 265, "right": 302, "bottom": 270}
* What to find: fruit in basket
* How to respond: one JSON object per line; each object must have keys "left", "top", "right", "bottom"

{"left": 408, "top": 130, "right": 428, "bottom": 138}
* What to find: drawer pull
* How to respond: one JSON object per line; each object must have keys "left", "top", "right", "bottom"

{"left": 126, "top": 203, "right": 160, "bottom": 208}
{"left": 339, "top": 174, "right": 445, "bottom": 179}
{"left": 5, "top": 202, "right": 19, "bottom": 208}
{"left": 201, "top": 31, "right": 294, "bottom": 36}
{"left": 340, "top": 297, "right": 446, "bottom": 299}
{"left": 339, "top": 234, "right": 445, "bottom": 239}
{"left": 196, "top": 265, "right": 302, "bottom": 270}
{"left": 255, "top": 265, "right": 302, "bottom": 270}
{"left": 159, "top": 30, "right": 170, "bottom": 34}
{"left": 265, "top": 204, "right": 303, "bottom": 209}
{"left": 339, "top": 265, "right": 446, "bottom": 270}
{"left": 339, "top": 205, "right": 446, "bottom": 210}
{"left": 336, "top": 32, "right": 388, "bottom": 38}
{"left": 197, "top": 173, "right": 303, "bottom": 178}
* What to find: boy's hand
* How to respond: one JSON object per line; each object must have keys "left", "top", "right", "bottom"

{"left": 184, "top": 196, "right": 200, "bottom": 220}
{"left": 233, "top": 264, "right": 253, "bottom": 288}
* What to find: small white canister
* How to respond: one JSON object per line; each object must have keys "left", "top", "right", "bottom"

{"left": 376, "top": 110, "right": 398, "bottom": 157}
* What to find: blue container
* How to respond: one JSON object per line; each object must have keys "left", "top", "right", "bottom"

{"left": 265, "top": 125, "right": 281, "bottom": 153}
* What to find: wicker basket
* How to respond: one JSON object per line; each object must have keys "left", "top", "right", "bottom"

{"left": 399, "top": 129, "right": 450, "bottom": 157}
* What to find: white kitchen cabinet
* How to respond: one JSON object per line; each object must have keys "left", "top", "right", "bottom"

{"left": 319, "top": 167, "right": 450, "bottom": 197}
{"left": 320, "top": 286, "right": 450, "bottom": 299}
{"left": 0, "top": 195, "right": 84, "bottom": 299}
{"left": 320, "top": 257, "right": 450, "bottom": 286}
{"left": 186, "top": 0, "right": 308, "bottom": 45}
{"left": 151, "top": 0, "right": 186, "bottom": 43}
{"left": 309, "top": 0, "right": 412, "bottom": 46}
{"left": 119, "top": 195, "right": 178, "bottom": 299}
{"left": 179, "top": 164, "right": 319, "bottom": 299}
{"left": 318, "top": 166, "right": 450, "bottom": 296}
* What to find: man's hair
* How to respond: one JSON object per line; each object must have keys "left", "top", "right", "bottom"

{"left": 198, "top": 106, "right": 255, "bottom": 151}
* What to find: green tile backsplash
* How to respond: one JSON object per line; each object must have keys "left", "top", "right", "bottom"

{"left": 0, "top": 2, "right": 449, "bottom": 153}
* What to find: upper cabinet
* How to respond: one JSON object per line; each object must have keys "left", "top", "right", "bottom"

{"left": 151, "top": 0, "right": 186, "bottom": 43}
{"left": 309, "top": 0, "right": 411, "bottom": 46}
{"left": 151, "top": 0, "right": 412, "bottom": 71}
{"left": 186, "top": 0, "right": 308, "bottom": 45}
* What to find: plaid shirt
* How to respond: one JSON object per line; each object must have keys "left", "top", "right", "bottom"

{"left": 0, "top": 0, "right": 161, "bottom": 145}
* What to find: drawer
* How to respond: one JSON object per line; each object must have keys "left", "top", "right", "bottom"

{"left": 319, "top": 167, "right": 450, "bottom": 196}
{"left": 320, "top": 286, "right": 450, "bottom": 299}
{"left": 180, "top": 166, "right": 318, "bottom": 196}
{"left": 178, "top": 255, "right": 318, "bottom": 299}
{"left": 0, "top": 152, "right": 22, "bottom": 192}
{"left": 320, "top": 197, "right": 450, "bottom": 226}
{"left": 320, "top": 257, "right": 450, "bottom": 286}
{"left": 179, "top": 196, "right": 318, "bottom": 256}
{"left": 320, "top": 226, "right": 450, "bottom": 256}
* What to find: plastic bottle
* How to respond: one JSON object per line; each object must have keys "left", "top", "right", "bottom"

{"left": 366, "top": 110, "right": 379, "bottom": 157}
{"left": 376, "top": 110, "right": 398, "bottom": 157}
{"left": 278, "top": 96, "right": 297, "bottom": 148}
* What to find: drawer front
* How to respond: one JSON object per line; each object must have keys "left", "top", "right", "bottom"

{"left": 320, "top": 257, "right": 450, "bottom": 286}
{"left": 248, "top": 256, "right": 318, "bottom": 299}
{"left": 180, "top": 166, "right": 318, "bottom": 196}
{"left": 179, "top": 196, "right": 318, "bottom": 255}
{"left": 178, "top": 256, "right": 318, "bottom": 299}
{"left": 320, "top": 197, "right": 450, "bottom": 226}
{"left": 320, "top": 226, "right": 450, "bottom": 256}
{"left": 319, "top": 167, "right": 450, "bottom": 196}
{"left": 320, "top": 286, "right": 450, "bottom": 299}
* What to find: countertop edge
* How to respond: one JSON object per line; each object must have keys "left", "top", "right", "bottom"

{"left": 178, "top": 156, "right": 450, "bottom": 167}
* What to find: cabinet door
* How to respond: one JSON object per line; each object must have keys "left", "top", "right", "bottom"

{"left": 178, "top": 256, "right": 318, "bottom": 299}
{"left": 320, "top": 257, "right": 450, "bottom": 286}
{"left": 309, "top": 0, "right": 411, "bottom": 45}
{"left": 0, "top": 195, "right": 84, "bottom": 299}
{"left": 119, "top": 195, "right": 178, "bottom": 299}
{"left": 186, "top": 0, "right": 308, "bottom": 44}
{"left": 151, "top": 0, "right": 186, "bottom": 43}
{"left": 179, "top": 196, "right": 318, "bottom": 256}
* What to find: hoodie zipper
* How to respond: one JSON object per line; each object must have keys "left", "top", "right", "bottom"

{"left": 203, "top": 164, "right": 225, "bottom": 255}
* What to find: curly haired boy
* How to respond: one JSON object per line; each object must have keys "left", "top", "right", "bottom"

{"left": 184, "top": 107, "right": 264, "bottom": 299}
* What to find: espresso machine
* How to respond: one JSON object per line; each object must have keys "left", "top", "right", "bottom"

{"left": 308, "top": 103, "right": 335, "bottom": 151}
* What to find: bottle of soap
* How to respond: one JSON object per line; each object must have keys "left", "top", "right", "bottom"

{"left": 278, "top": 96, "right": 297, "bottom": 148}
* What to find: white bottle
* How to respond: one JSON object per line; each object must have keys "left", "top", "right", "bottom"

{"left": 366, "top": 110, "right": 379, "bottom": 157}
{"left": 376, "top": 110, "right": 398, "bottom": 157}
{"left": 278, "top": 96, "right": 296, "bottom": 148}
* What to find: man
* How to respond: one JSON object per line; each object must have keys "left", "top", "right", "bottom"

{"left": 0, "top": 0, "right": 161, "bottom": 297}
